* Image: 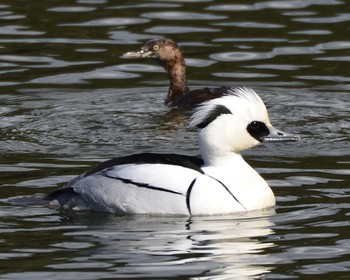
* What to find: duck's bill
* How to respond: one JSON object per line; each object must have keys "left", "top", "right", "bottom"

{"left": 262, "top": 126, "right": 301, "bottom": 143}
{"left": 122, "top": 50, "right": 152, "bottom": 59}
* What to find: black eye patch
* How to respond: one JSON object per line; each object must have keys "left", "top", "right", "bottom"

{"left": 246, "top": 121, "right": 270, "bottom": 142}
{"left": 196, "top": 105, "right": 232, "bottom": 129}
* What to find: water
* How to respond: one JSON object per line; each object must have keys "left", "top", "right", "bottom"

{"left": 0, "top": 0, "right": 349, "bottom": 279}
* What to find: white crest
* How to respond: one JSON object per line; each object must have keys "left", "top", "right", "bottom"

{"left": 189, "top": 87, "right": 269, "bottom": 128}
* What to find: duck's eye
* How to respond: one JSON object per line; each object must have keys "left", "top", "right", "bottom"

{"left": 153, "top": 45, "right": 159, "bottom": 51}
{"left": 247, "top": 121, "right": 269, "bottom": 142}
{"left": 250, "top": 121, "right": 262, "bottom": 130}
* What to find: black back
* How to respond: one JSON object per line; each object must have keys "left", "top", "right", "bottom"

{"left": 84, "top": 153, "right": 204, "bottom": 177}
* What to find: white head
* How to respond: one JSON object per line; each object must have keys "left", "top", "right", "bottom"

{"left": 189, "top": 87, "right": 300, "bottom": 164}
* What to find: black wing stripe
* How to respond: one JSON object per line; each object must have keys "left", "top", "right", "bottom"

{"left": 210, "top": 177, "right": 247, "bottom": 211}
{"left": 103, "top": 174, "right": 184, "bottom": 196}
{"left": 83, "top": 153, "right": 204, "bottom": 178}
{"left": 186, "top": 178, "right": 197, "bottom": 215}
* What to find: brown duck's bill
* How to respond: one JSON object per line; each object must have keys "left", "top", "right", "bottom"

{"left": 122, "top": 50, "right": 152, "bottom": 59}
{"left": 122, "top": 51, "right": 142, "bottom": 58}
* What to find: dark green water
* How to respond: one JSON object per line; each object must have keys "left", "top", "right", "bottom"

{"left": 0, "top": 0, "right": 349, "bottom": 279}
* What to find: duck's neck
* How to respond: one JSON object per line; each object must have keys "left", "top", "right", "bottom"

{"left": 202, "top": 151, "right": 245, "bottom": 169}
{"left": 160, "top": 51, "right": 189, "bottom": 106}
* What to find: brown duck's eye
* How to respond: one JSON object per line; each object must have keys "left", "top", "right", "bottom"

{"left": 153, "top": 45, "right": 159, "bottom": 51}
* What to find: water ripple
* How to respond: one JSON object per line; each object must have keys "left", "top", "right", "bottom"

{"left": 294, "top": 13, "right": 350, "bottom": 23}
{"left": 0, "top": 25, "right": 44, "bottom": 36}
{"left": 108, "top": 3, "right": 181, "bottom": 9}
{"left": 316, "top": 56, "right": 350, "bottom": 61}
{"left": 318, "top": 41, "right": 350, "bottom": 50}
{"left": 213, "top": 72, "right": 276, "bottom": 78}
{"left": 214, "top": 21, "right": 285, "bottom": 28}
{"left": 244, "top": 64, "right": 311, "bottom": 70}
{"left": 207, "top": 0, "right": 344, "bottom": 11}
{"left": 290, "top": 29, "right": 332, "bottom": 35}
{"left": 145, "top": 26, "right": 220, "bottom": 34}
{"left": 77, "top": 0, "right": 107, "bottom": 4}
{"left": 60, "top": 17, "right": 150, "bottom": 27}
{"left": 28, "top": 66, "right": 139, "bottom": 84}
{"left": 47, "top": 6, "right": 96, "bottom": 12}
{"left": 210, "top": 45, "right": 324, "bottom": 62}
{"left": 0, "top": 55, "right": 99, "bottom": 68}
{"left": 210, "top": 51, "right": 272, "bottom": 62}
{"left": 142, "top": 11, "right": 226, "bottom": 20}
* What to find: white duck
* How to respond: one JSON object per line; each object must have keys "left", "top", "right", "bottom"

{"left": 45, "top": 87, "right": 300, "bottom": 215}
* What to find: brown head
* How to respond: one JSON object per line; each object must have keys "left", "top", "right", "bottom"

{"left": 124, "top": 38, "right": 183, "bottom": 63}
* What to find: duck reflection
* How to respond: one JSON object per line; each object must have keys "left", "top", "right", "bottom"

{"left": 64, "top": 210, "right": 276, "bottom": 279}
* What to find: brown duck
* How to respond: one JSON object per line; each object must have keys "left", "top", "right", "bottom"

{"left": 123, "top": 38, "right": 230, "bottom": 108}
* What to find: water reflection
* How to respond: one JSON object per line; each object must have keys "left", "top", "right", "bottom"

{"left": 57, "top": 212, "right": 276, "bottom": 279}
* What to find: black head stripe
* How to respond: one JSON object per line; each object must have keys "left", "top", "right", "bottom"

{"left": 196, "top": 105, "right": 232, "bottom": 129}
{"left": 247, "top": 121, "right": 270, "bottom": 142}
